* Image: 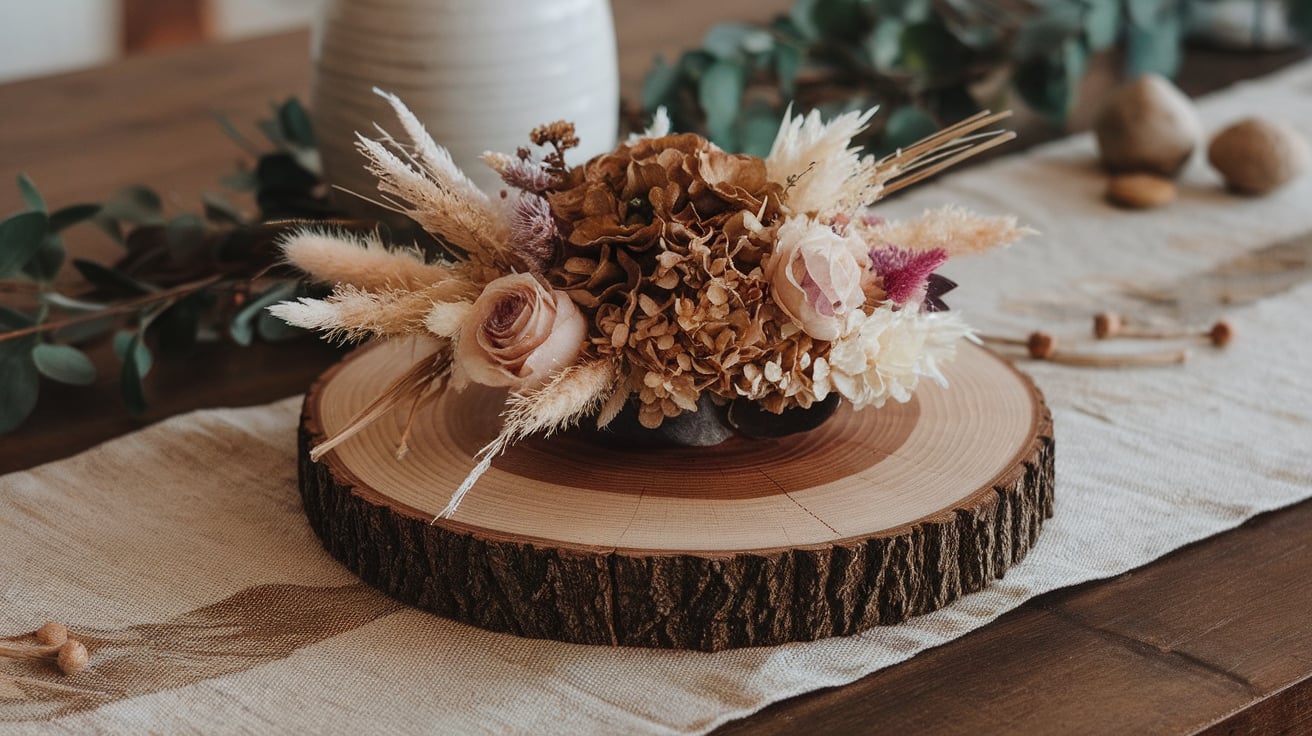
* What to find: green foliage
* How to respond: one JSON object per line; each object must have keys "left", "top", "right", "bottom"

{"left": 32, "top": 343, "right": 96, "bottom": 386}
{"left": 0, "top": 98, "right": 336, "bottom": 433}
{"left": 640, "top": 0, "right": 1310, "bottom": 154}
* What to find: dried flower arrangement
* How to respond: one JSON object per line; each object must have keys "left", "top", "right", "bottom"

{"left": 271, "top": 90, "right": 1033, "bottom": 518}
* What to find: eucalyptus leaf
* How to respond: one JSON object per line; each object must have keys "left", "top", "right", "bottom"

{"left": 257, "top": 118, "right": 288, "bottom": 149}
{"left": 52, "top": 316, "right": 115, "bottom": 346}
{"left": 0, "top": 338, "right": 39, "bottom": 433}
{"left": 116, "top": 332, "right": 150, "bottom": 415}
{"left": 641, "top": 56, "right": 681, "bottom": 112}
{"left": 153, "top": 290, "right": 212, "bottom": 355}
{"left": 863, "top": 19, "right": 904, "bottom": 71}
{"left": 230, "top": 281, "right": 298, "bottom": 347}
{"left": 738, "top": 102, "right": 783, "bottom": 158}
{"left": 773, "top": 42, "right": 803, "bottom": 97}
{"left": 900, "top": 21, "right": 963, "bottom": 76}
{"left": 277, "top": 97, "right": 315, "bottom": 148}
{"left": 810, "top": 0, "right": 867, "bottom": 43}
{"left": 1125, "top": 14, "right": 1182, "bottom": 77}
{"left": 1127, "top": 0, "right": 1173, "bottom": 29}
{"left": 49, "top": 203, "right": 102, "bottom": 232}
{"left": 115, "top": 329, "right": 155, "bottom": 379}
{"left": 41, "top": 292, "right": 107, "bottom": 312}
{"left": 882, "top": 105, "right": 939, "bottom": 151}
{"left": 256, "top": 153, "right": 318, "bottom": 194}
{"left": 256, "top": 310, "right": 304, "bottom": 342}
{"left": 0, "top": 211, "right": 49, "bottom": 278}
{"left": 17, "top": 173, "right": 45, "bottom": 212}
{"left": 0, "top": 303, "right": 36, "bottom": 329}
{"left": 73, "top": 259, "right": 155, "bottom": 297}
{"left": 704, "top": 24, "right": 755, "bottom": 59}
{"left": 212, "top": 111, "right": 264, "bottom": 157}
{"left": 101, "top": 185, "right": 163, "bottom": 225}
{"left": 787, "top": 0, "right": 822, "bottom": 41}
{"left": 201, "top": 192, "right": 245, "bottom": 225}
{"left": 1014, "top": 37, "right": 1087, "bottom": 121}
{"left": 32, "top": 343, "right": 96, "bottom": 386}
{"left": 220, "top": 169, "right": 259, "bottom": 193}
{"left": 166, "top": 213, "right": 208, "bottom": 264}
{"left": 698, "top": 60, "right": 746, "bottom": 150}
{"left": 21, "top": 233, "right": 65, "bottom": 282}
{"left": 1084, "top": 0, "right": 1122, "bottom": 51}
{"left": 1013, "top": 5, "right": 1085, "bottom": 59}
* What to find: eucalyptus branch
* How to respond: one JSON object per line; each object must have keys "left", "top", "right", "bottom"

{"left": 0, "top": 275, "right": 224, "bottom": 345}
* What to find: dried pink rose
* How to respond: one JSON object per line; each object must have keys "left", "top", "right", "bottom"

{"left": 457, "top": 273, "right": 586, "bottom": 390}
{"left": 766, "top": 216, "right": 868, "bottom": 341}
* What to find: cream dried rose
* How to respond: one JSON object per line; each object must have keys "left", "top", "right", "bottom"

{"left": 456, "top": 273, "right": 587, "bottom": 390}
{"left": 766, "top": 216, "right": 868, "bottom": 342}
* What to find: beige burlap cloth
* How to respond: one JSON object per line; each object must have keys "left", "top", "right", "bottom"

{"left": 4, "top": 62, "right": 1312, "bottom": 734}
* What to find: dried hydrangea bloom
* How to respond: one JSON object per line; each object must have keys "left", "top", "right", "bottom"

{"left": 545, "top": 132, "right": 800, "bottom": 426}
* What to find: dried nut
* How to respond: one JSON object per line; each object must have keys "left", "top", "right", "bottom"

{"left": 1105, "top": 174, "right": 1177, "bottom": 209}
{"left": 35, "top": 622, "right": 68, "bottom": 647}
{"left": 1207, "top": 118, "right": 1310, "bottom": 195}
{"left": 1095, "top": 74, "right": 1202, "bottom": 177}
{"left": 1093, "top": 312, "right": 1123, "bottom": 339}
{"left": 1209, "top": 319, "right": 1234, "bottom": 347}
{"left": 1026, "top": 331, "right": 1056, "bottom": 359}
{"left": 56, "top": 640, "right": 88, "bottom": 676}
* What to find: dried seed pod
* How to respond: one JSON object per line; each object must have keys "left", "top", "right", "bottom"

{"left": 56, "top": 640, "right": 88, "bottom": 676}
{"left": 35, "top": 622, "right": 68, "bottom": 647}
{"left": 1026, "top": 331, "right": 1057, "bottom": 359}
{"left": 1093, "top": 312, "right": 1123, "bottom": 339}
{"left": 1209, "top": 319, "right": 1234, "bottom": 347}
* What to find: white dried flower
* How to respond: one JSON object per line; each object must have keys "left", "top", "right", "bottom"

{"left": 766, "top": 105, "right": 879, "bottom": 215}
{"left": 821, "top": 306, "right": 973, "bottom": 409}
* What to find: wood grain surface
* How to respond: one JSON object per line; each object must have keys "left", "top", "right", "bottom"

{"left": 1, "top": 3, "right": 1309, "bottom": 730}
{"left": 299, "top": 338, "right": 1053, "bottom": 648}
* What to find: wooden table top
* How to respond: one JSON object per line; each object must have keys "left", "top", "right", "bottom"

{"left": 1, "top": 3, "right": 1308, "bottom": 733}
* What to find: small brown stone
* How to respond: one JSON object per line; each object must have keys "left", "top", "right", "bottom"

{"left": 1105, "top": 174, "right": 1177, "bottom": 209}
{"left": 1095, "top": 74, "right": 1202, "bottom": 177}
{"left": 1208, "top": 118, "right": 1310, "bottom": 195}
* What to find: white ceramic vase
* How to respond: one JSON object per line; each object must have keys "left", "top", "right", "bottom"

{"left": 311, "top": 0, "right": 619, "bottom": 205}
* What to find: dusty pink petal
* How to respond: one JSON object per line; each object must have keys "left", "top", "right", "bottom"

{"left": 457, "top": 273, "right": 586, "bottom": 389}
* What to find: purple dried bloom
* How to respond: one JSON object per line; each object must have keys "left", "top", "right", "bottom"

{"left": 501, "top": 159, "right": 559, "bottom": 193}
{"left": 510, "top": 192, "right": 560, "bottom": 272}
{"left": 868, "top": 245, "right": 948, "bottom": 306}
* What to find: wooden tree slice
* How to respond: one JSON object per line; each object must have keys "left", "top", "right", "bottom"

{"left": 299, "top": 338, "right": 1054, "bottom": 651}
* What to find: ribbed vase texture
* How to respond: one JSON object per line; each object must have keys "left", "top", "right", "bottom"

{"left": 312, "top": 0, "right": 619, "bottom": 202}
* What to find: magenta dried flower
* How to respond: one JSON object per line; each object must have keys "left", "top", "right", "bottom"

{"left": 868, "top": 245, "right": 948, "bottom": 306}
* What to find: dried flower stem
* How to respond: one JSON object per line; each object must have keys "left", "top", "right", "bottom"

{"left": 1093, "top": 312, "right": 1233, "bottom": 347}
{"left": 979, "top": 331, "right": 1191, "bottom": 367}
{"left": 877, "top": 110, "right": 1015, "bottom": 197}
{"left": 0, "top": 635, "right": 89, "bottom": 676}
{"left": 0, "top": 274, "right": 223, "bottom": 345}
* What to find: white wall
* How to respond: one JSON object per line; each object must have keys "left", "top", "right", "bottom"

{"left": 0, "top": 0, "right": 323, "bottom": 83}
{"left": 0, "top": 0, "right": 120, "bottom": 83}
{"left": 209, "top": 0, "right": 322, "bottom": 40}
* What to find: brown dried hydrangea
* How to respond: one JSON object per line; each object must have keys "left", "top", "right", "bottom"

{"left": 544, "top": 133, "right": 828, "bottom": 427}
